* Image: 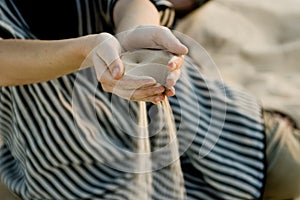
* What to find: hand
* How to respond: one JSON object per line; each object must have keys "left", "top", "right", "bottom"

{"left": 116, "top": 25, "right": 188, "bottom": 98}
{"left": 82, "top": 26, "right": 188, "bottom": 104}
{"left": 81, "top": 33, "right": 164, "bottom": 104}
{"left": 116, "top": 25, "right": 188, "bottom": 55}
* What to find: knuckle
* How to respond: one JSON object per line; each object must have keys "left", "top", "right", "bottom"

{"left": 129, "top": 95, "right": 135, "bottom": 101}
{"left": 99, "top": 32, "right": 113, "bottom": 41}
{"left": 101, "top": 84, "right": 111, "bottom": 92}
{"left": 159, "top": 26, "right": 169, "bottom": 33}
{"left": 167, "top": 79, "right": 175, "bottom": 86}
{"left": 154, "top": 26, "right": 169, "bottom": 39}
{"left": 98, "top": 75, "right": 106, "bottom": 83}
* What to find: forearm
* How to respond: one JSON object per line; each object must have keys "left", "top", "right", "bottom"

{"left": 0, "top": 35, "right": 97, "bottom": 86}
{"left": 113, "top": 0, "right": 160, "bottom": 33}
{"left": 168, "top": 0, "right": 195, "bottom": 11}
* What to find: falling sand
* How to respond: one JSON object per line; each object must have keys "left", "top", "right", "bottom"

{"left": 122, "top": 49, "right": 185, "bottom": 199}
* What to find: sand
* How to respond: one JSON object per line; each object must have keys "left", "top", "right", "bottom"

{"left": 123, "top": 49, "right": 185, "bottom": 199}
{"left": 175, "top": 0, "right": 300, "bottom": 127}
{"left": 1, "top": 0, "right": 300, "bottom": 198}
{"left": 175, "top": 1, "right": 300, "bottom": 198}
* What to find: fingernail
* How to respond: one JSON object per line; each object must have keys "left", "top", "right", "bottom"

{"left": 168, "top": 56, "right": 179, "bottom": 70}
{"left": 170, "top": 63, "right": 177, "bottom": 70}
{"left": 182, "top": 46, "right": 188, "bottom": 54}
{"left": 170, "top": 88, "right": 175, "bottom": 96}
{"left": 168, "top": 56, "right": 178, "bottom": 64}
{"left": 112, "top": 67, "right": 119, "bottom": 78}
{"left": 155, "top": 97, "right": 162, "bottom": 102}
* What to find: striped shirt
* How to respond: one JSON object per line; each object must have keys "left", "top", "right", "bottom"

{"left": 0, "top": 0, "right": 266, "bottom": 199}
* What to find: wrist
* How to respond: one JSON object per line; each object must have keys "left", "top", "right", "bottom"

{"left": 70, "top": 34, "right": 101, "bottom": 69}
{"left": 76, "top": 34, "right": 99, "bottom": 60}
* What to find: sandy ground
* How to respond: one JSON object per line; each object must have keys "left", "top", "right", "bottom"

{"left": 175, "top": 0, "right": 300, "bottom": 126}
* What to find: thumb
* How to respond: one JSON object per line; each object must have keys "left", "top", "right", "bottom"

{"left": 108, "top": 58, "right": 124, "bottom": 80}
{"left": 116, "top": 26, "right": 188, "bottom": 55}
{"left": 95, "top": 33, "right": 124, "bottom": 79}
{"left": 154, "top": 27, "right": 188, "bottom": 55}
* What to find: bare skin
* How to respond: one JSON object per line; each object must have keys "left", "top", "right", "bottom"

{"left": 0, "top": 0, "right": 188, "bottom": 104}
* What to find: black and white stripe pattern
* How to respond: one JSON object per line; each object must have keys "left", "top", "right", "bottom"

{"left": 172, "top": 66, "right": 266, "bottom": 199}
{"left": 75, "top": 0, "right": 118, "bottom": 36}
{"left": 150, "top": 0, "right": 176, "bottom": 28}
{"left": 0, "top": 0, "right": 266, "bottom": 199}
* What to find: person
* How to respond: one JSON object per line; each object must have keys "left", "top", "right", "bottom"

{"left": 0, "top": 0, "right": 298, "bottom": 199}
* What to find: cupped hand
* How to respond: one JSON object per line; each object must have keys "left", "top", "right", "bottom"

{"left": 82, "top": 26, "right": 188, "bottom": 104}
{"left": 116, "top": 25, "right": 188, "bottom": 97}
{"left": 81, "top": 33, "right": 163, "bottom": 104}
{"left": 116, "top": 25, "right": 188, "bottom": 55}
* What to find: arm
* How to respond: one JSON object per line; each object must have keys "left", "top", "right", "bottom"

{"left": 113, "top": 0, "right": 187, "bottom": 55}
{"left": 113, "top": 0, "right": 160, "bottom": 33}
{"left": 0, "top": 0, "right": 159, "bottom": 87}
{"left": 0, "top": 35, "right": 99, "bottom": 86}
{"left": 0, "top": 0, "right": 187, "bottom": 104}
{"left": 0, "top": 0, "right": 179, "bottom": 86}
{"left": 112, "top": 0, "right": 188, "bottom": 98}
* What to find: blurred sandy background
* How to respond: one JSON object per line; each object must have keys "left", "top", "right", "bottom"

{"left": 175, "top": 1, "right": 300, "bottom": 198}
{"left": 175, "top": 0, "right": 300, "bottom": 127}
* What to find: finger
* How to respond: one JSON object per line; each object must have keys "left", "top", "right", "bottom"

{"left": 138, "top": 94, "right": 165, "bottom": 105}
{"left": 165, "top": 69, "right": 181, "bottom": 88}
{"left": 98, "top": 69, "right": 156, "bottom": 89}
{"left": 104, "top": 85, "right": 165, "bottom": 102}
{"left": 167, "top": 55, "right": 185, "bottom": 70}
{"left": 116, "top": 26, "right": 188, "bottom": 55}
{"left": 130, "top": 84, "right": 165, "bottom": 100}
{"left": 94, "top": 58, "right": 113, "bottom": 83}
{"left": 153, "top": 26, "right": 188, "bottom": 55}
{"left": 96, "top": 33, "right": 121, "bottom": 65}
{"left": 95, "top": 33, "right": 123, "bottom": 79}
{"left": 165, "top": 87, "right": 176, "bottom": 97}
{"left": 130, "top": 92, "right": 165, "bottom": 104}
{"left": 107, "top": 58, "right": 124, "bottom": 80}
